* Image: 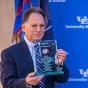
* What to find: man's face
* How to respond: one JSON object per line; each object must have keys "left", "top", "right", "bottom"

{"left": 22, "top": 13, "right": 45, "bottom": 42}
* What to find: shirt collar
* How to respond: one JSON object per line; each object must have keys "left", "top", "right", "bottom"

{"left": 24, "top": 36, "right": 34, "bottom": 48}
{"left": 24, "top": 36, "right": 40, "bottom": 47}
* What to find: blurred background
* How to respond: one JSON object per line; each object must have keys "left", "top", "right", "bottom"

{"left": 0, "top": 0, "right": 15, "bottom": 87}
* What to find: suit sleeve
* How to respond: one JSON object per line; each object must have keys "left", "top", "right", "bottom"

{"left": 1, "top": 49, "right": 27, "bottom": 88}
{"left": 54, "top": 63, "right": 69, "bottom": 83}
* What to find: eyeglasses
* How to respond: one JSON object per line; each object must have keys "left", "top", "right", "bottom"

{"left": 27, "top": 23, "right": 46, "bottom": 30}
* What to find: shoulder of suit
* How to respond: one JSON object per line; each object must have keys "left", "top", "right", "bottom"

{"left": 2, "top": 40, "right": 26, "bottom": 53}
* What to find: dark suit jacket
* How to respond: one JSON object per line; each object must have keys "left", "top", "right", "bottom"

{"left": 1, "top": 40, "right": 69, "bottom": 88}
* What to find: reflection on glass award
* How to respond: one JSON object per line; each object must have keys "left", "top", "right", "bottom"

{"left": 34, "top": 40, "right": 64, "bottom": 76}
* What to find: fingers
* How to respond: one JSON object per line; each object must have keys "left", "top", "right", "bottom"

{"left": 57, "top": 49, "right": 66, "bottom": 59}
{"left": 30, "top": 76, "right": 44, "bottom": 85}
{"left": 55, "top": 49, "right": 66, "bottom": 64}
{"left": 29, "top": 76, "right": 43, "bottom": 85}
{"left": 35, "top": 75, "right": 44, "bottom": 84}
{"left": 25, "top": 72, "right": 44, "bottom": 86}
{"left": 28, "top": 72, "right": 35, "bottom": 77}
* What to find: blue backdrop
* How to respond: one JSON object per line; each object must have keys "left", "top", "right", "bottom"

{"left": 48, "top": 0, "right": 88, "bottom": 88}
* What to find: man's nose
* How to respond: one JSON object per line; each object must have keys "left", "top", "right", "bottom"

{"left": 36, "top": 25, "right": 41, "bottom": 31}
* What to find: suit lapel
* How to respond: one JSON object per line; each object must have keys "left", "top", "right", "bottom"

{"left": 20, "top": 40, "right": 34, "bottom": 72}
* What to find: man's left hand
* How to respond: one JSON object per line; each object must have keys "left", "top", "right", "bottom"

{"left": 55, "top": 49, "right": 66, "bottom": 65}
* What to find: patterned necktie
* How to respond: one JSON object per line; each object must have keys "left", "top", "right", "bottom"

{"left": 34, "top": 44, "right": 46, "bottom": 88}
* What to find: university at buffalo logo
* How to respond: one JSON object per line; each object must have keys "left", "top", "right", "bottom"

{"left": 77, "top": 16, "right": 88, "bottom": 24}
{"left": 79, "top": 69, "right": 88, "bottom": 77}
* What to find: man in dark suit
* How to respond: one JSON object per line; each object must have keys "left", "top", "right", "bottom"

{"left": 1, "top": 7, "right": 69, "bottom": 88}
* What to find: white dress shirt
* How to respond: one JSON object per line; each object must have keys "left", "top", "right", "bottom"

{"left": 24, "top": 36, "right": 38, "bottom": 72}
{"left": 24, "top": 36, "right": 37, "bottom": 88}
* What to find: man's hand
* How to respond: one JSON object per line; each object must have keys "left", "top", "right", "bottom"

{"left": 25, "top": 72, "right": 44, "bottom": 86}
{"left": 55, "top": 49, "right": 66, "bottom": 65}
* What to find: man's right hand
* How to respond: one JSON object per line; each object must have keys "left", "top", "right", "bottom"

{"left": 25, "top": 72, "right": 44, "bottom": 86}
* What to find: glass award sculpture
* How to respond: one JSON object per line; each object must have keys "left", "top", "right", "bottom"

{"left": 34, "top": 40, "right": 64, "bottom": 76}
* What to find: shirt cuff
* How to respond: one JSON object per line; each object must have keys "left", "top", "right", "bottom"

{"left": 59, "top": 62, "right": 63, "bottom": 68}
{"left": 55, "top": 62, "right": 63, "bottom": 70}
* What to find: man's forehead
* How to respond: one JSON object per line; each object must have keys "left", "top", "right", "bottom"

{"left": 27, "top": 13, "right": 44, "bottom": 19}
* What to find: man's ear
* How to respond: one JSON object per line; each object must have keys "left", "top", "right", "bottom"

{"left": 22, "top": 23, "right": 25, "bottom": 32}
